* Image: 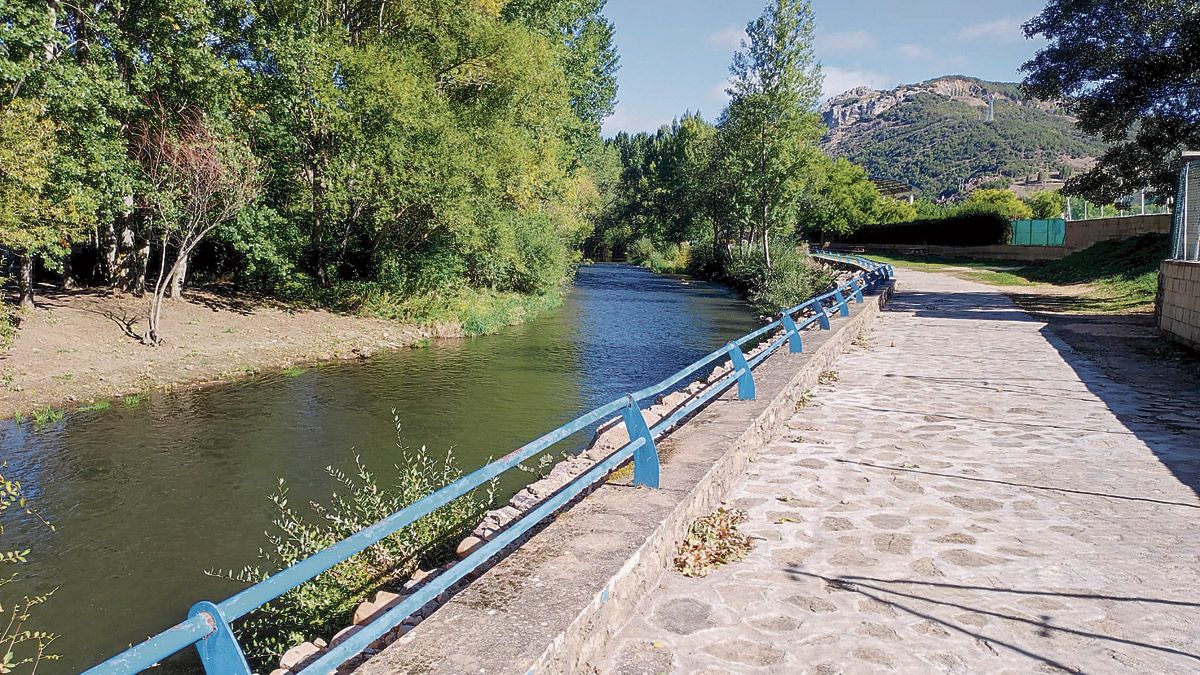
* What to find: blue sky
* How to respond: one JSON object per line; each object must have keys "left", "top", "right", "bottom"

{"left": 601, "top": 0, "right": 1050, "bottom": 135}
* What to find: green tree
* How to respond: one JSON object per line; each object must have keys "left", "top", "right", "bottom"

{"left": 717, "top": 0, "right": 824, "bottom": 267}
{"left": 1023, "top": 190, "right": 1066, "bottom": 219}
{"left": 0, "top": 99, "right": 91, "bottom": 308}
{"left": 964, "top": 188, "right": 1034, "bottom": 220}
{"left": 1022, "top": 0, "right": 1200, "bottom": 201}
{"left": 796, "top": 155, "right": 916, "bottom": 238}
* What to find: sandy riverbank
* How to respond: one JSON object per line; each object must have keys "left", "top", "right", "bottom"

{"left": 0, "top": 285, "right": 464, "bottom": 418}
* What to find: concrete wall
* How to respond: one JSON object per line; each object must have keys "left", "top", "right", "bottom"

{"left": 1159, "top": 260, "right": 1200, "bottom": 351}
{"left": 836, "top": 213, "right": 1172, "bottom": 263}
{"left": 1063, "top": 213, "right": 1172, "bottom": 251}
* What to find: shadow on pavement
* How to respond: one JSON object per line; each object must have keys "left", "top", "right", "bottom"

{"left": 884, "top": 287, "right": 1200, "bottom": 502}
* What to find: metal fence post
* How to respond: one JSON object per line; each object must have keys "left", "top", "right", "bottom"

{"left": 810, "top": 300, "right": 831, "bottom": 330}
{"left": 848, "top": 278, "right": 864, "bottom": 303}
{"left": 726, "top": 342, "right": 755, "bottom": 400}
{"left": 188, "top": 602, "right": 251, "bottom": 675}
{"left": 833, "top": 288, "right": 850, "bottom": 317}
{"left": 780, "top": 313, "right": 803, "bottom": 353}
{"left": 622, "top": 396, "right": 659, "bottom": 488}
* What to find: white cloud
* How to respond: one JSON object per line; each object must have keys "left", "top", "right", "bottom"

{"left": 709, "top": 24, "right": 746, "bottom": 50}
{"left": 957, "top": 16, "right": 1029, "bottom": 43}
{"left": 897, "top": 43, "right": 934, "bottom": 60}
{"left": 816, "top": 30, "right": 876, "bottom": 52}
{"left": 822, "top": 66, "right": 893, "bottom": 99}
{"left": 601, "top": 104, "right": 672, "bottom": 136}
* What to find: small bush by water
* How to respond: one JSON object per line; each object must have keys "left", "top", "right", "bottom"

{"left": 0, "top": 469, "right": 59, "bottom": 672}
{"left": 212, "top": 413, "right": 494, "bottom": 669}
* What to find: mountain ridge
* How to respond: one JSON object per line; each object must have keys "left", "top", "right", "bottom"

{"left": 819, "top": 75, "right": 1105, "bottom": 199}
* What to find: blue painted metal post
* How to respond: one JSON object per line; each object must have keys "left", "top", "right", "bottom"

{"left": 188, "top": 602, "right": 251, "bottom": 675}
{"left": 780, "top": 313, "right": 803, "bottom": 353}
{"left": 833, "top": 288, "right": 850, "bottom": 317}
{"left": 810, "top": 300, "right": 831, "bottom": 330}
{"left": 622, "top": 396, "right": 659, "bottom": 488}
{"left": 726, "top": 342, "right": 755, "bottom": 400}
{"left": 849, "top": 278, "right": 864, "bottom": 303}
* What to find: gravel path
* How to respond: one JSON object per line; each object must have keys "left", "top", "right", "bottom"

{"left": 597, "top": 269, "right": 1200, "bottom": 674}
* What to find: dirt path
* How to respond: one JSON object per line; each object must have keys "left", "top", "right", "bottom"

{"left": 0, "top": 285, "right": 462, "bottom": 417}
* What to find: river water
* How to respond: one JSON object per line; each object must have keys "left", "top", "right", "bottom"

{"left": 0, "top": 264, "right": 757, "bottom": 673}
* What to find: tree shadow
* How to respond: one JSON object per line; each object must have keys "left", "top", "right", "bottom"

{"left": 786, "top": 568, "right": 1200, "bottom": 669}
{"left": 883, "top": 287, "right": 1200, "bottom": 501}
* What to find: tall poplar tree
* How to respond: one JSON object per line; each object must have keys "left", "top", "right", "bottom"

{"left": 717, "top": 0, "right": 824, "bottom": 268}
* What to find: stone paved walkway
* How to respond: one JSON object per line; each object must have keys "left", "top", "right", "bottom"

{"left": 596, "top": 270, "right": 1200, "bottom": 674}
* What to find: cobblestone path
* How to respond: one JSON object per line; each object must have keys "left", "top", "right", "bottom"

{"left": 597, "top": 270, "right": 1200, "bottom": 674}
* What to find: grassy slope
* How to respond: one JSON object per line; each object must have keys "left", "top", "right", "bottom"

{"left": 869, "top": 233, "right": 1170, "bottom": 313}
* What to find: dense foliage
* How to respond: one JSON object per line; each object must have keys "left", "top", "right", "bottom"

{"left": 840, "top": 208, "right": 1010, "bottom": 247}
{"left": 0, "top": 0, "right": 618, "bottom": 337}
{"left": 823, "top": 78, "right": 1107, "bottom": 200}
{"left": 1023, "top": 0, "right": 1200, "bottom": 202}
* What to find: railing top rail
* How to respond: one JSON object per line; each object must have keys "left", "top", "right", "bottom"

{"left": 84, "top": 249, "right": 888, "bottom": 675}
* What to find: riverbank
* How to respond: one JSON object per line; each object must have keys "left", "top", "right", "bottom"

{"left": 0, "top": 284, "right": 555, "bottom": 419}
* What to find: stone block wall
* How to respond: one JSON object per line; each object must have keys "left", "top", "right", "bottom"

{"left": 1159, "top": 260, "right": 1200, "bottom": 351}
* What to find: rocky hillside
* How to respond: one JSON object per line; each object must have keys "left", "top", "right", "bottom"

{"left": 820, "top": 75, "right": 1106, "bottom": 199}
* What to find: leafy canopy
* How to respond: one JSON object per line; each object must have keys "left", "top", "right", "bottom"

{"left": 1022, "top": 0, "right": 1200, "bottom": 201}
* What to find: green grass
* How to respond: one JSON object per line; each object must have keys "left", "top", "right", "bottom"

{"left": 31, "top": 407, "right": 65, "bottom": 429}
{"left": 277, "top": 278, "right": 566, "bottom": 338}
{"left": 122, "top": 394, "right": 143, "bottom": 408}
{"left": 78, "top": 400, "right": 113, "bottom": 412}
{"left": 870, "top": 234, "right": 1170, "bottom": 314}
{"left": 281, "top": 366, "right": 308, "bottom": 378}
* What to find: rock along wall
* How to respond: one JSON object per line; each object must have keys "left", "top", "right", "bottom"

{"left": 1159, "top": 260, "right": 1200, "bottom": 351}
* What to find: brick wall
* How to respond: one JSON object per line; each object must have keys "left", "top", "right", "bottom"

{"left": 1159, "top": 260, "right": 1200, "bottom": 351}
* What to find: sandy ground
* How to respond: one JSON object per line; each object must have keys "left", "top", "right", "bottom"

{"left": 0, "top": 284, "right": 461, "bottom": 417}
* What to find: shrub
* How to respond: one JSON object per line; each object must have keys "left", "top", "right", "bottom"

{"left": 722, "top": 243, "right": 833, "bottom": 316}
{"left": 0, "top": 469, "right": 59, "bottom": 672}
{"left": 211, "top": 413, "right": 494, "bottom": 669}
{"left": 840, "top": 210, "right": 1010, "bottom": 246}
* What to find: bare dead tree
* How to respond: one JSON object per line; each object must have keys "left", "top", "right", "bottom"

{"left": 133, "top": 110, "right": 261, "bottom": 345}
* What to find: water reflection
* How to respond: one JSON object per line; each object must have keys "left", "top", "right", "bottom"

{"left": 0, "top": 264, "right": 755, "bottom": 672}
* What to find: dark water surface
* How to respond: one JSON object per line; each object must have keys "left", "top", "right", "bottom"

{"left": 0, "top": 264, "right": 757, "bottom": 672}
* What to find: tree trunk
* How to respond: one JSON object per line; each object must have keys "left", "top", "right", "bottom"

{"left": 168, "top": 254, "right": 187, "bottom": 299}
{"left": 17, "top": 255, "right": 35, "bottom": 310}
{"left": 62, "top": 247, "right": 77, "bottom": 289}
{"left": 761, "top": 201, "right": 772, "bottom": 269}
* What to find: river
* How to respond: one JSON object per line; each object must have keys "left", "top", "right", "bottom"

{"left": 0, "top": 264, "right": 757, "bottom": 673}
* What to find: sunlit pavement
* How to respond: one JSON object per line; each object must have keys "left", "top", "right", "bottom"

{"left": 597, "top": 269, "right": 1200, "bottom": 674}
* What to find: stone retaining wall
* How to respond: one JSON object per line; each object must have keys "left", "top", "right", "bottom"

{"left": 1159, "top": 259, "right": 1200, "bottom": 351}
{"left": 344, "top": 272, "right": 893, "bottom": 675}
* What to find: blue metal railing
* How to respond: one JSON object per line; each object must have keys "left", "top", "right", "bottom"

{"left": 83, "top": 250, "right": 891, "bottom": 675}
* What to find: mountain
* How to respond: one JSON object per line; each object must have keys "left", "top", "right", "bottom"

{"left": 819, "top": 75, "right": 1106, "bottom": 200}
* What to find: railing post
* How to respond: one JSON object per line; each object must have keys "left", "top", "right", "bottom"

{"left": 188, "top": 602, "right": 251, "bottom": 675}
{"left": 833, "top": 287, "right": 850, "bottom": 317}
{"left": 849, "top": 278, "right": 864, "bottom": 303}
{"left": 726, "top": 342, "right": 755, "bottom": 400}
{"left": 780, "top": 312, "right": 803, "bottom": 353}
{"left": 809, "top": 300, "right": 831, "bottom": 330}
{"left": 622, "top": 396, "right": 659, "bottom": 488}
